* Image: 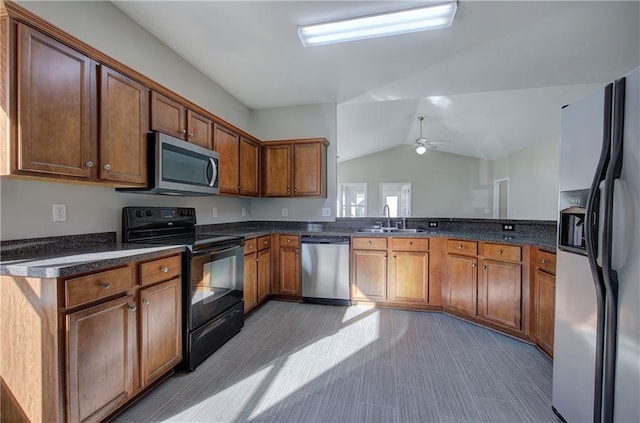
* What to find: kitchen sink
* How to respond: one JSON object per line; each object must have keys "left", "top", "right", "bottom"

{"left": 394, "top": 229, "right": 424, "bottom": 233}
{"left": 357, "top": 227, "right": 424, "bottom": 233}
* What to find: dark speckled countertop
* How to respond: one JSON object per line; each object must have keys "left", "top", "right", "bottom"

{"left": 0, "top": 232, "right": 185, "bottom": 278}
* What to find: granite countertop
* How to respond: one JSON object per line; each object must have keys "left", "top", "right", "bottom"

{"left": 0, "top": 244, "right": 185, "bottom": 278}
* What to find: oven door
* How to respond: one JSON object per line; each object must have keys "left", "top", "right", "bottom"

{"left": 188, "top": 244, "right": 243, "bottom": 330}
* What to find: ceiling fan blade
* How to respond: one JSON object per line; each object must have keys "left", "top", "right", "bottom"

{"left": 427, "top": 139, "right": 451, "bottom": 144}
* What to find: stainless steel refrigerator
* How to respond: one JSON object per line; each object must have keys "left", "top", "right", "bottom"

{"left": 553, "top": 66, "right": 639, "bottom": 423}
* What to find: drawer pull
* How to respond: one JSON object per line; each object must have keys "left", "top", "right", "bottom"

{"left": 482, "top": 265, "right": 487, "bottom": 270}
{"left": 264, "top": 240, "right": 268, "bottom": 245}
{"left": 143, "top": 299, "right": 151, "bottom": 306}
{"left": 101, "top": 282, "right": 111, "bottom": 289}
{"left": 287, "top": 239, "right": 291, "bottom": 243}
{"left": 471, "top": 263, "right": 477, "bottom": 268}
{"left": 129, "top": 304, "right": 137, "bottom": 312}
{"left": 368, "top": 240, "right": 372, "bottom": 245}
{"left": 409, "top": 241, "right": 413, "bottom": 245}
{"left": 497, "top": 249, "right": 503, "bottom": 255}
{"left": 161, "top": 266, "right": 169, "bottom": 273}
{"left": 542, "top": 259, "right": 548, "bottom": 264}
{"left": 458, "top": 245, "right": 463, "bottom": 250}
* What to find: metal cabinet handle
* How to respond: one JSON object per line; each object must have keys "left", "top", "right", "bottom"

{"left": 482, "top": 265, "right": 487, "bottom": 270}
{"left": 497, "top": 250, "right": 503, "bottom": 255}
{"left": 287, "top": 187, "right": 290, "bottom": 193}
{"left": 264, "top": 240, "right": 268, "bottom": 245}
{"left": 368, "top": 240, "right": 372, "bottom": 244}
{"left": 180, "top": 129, "right": 187, "bottom": 135}
{"left": 143, "top": 299, "right": 151, "bottom": 306}
{"left": 86, "top": 161, "right": 94, "bottom": 168}
{"left": 294, "top": 188, "right": 297, "bottom": 193}
{"left": 188, "top": 132, "right": 194, "bottom": 138}
{"left": 541, "top": 259, "right": 548, "bottom": 264}
{"left": 101, "top": 282, "right": 111, "bottom": 289}
{"left": 409, "top": 241, "right": 413, "bottom": 245}
{"left": 471, "top": 263, "right": 477, "bottom": 268}
{"left": 129, "top": 304, "right": 137, "bottom": 312}
{"left": 287, "top": 239, "right": 291, "bottom": 243}
{"left": 458, "top": 245, "right": 463, "bottom": 250}
{"left": 161, "top": 266, "right": 169, "bottom": 273}
{"left": 103, "top": 164, "right": 111, "bottom": 170}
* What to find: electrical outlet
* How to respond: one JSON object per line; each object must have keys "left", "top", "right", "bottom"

{"left": 53, "top": 204, "right": 67, "bottom": 222}
{"left": 282, "top": 208, "right": 288, "bottom": 217}
{"left": 502, "top": 224, "right": 515, "bottom": 231}
{"left": 321, "top": 208, "right": 331, "bottom": 217}
{"left": 241, "top": 207, "right": 246, "bottom": 217}
{"left": 212, "top": 207, "right": 218, "bottom": 218}
{"left": 428, "top": 221, "right": 438, "bottom": 228}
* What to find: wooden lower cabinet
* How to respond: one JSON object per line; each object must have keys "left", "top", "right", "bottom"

{"left": 534, "top": 269, "right": 555, "bottom": 355}
{"left": 446, "top": 254, "right": 478, "bottom": 316}
{"left": 139, "top": 277, "right": 182, "bottom": 386}
{"left": 66, "top": 295, "right": 136, "bottom": 423}
{"left": 0, "top": 253, "right": 182, "bottom": 423}
{"left": 479, "top": 260, "right": 522, "bottom": 330}
{"left": 244, "top": 236, "right": 271, "bottom": 313}
{"left": 279, "top": 247, "right": 301, "bottom": 296}
{"left": 352, "top": 249, "right": 387, "bottom": 301}
{"left": 389, "top": 251, "right": 428, "bottom": 303}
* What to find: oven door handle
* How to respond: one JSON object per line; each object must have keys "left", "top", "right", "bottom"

{"left": 191, "top": 245, "right": 242, "bottom": 257}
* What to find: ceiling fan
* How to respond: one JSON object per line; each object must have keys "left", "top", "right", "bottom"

{"left": 414, "top": 116, "right": 450, "bottom": 155}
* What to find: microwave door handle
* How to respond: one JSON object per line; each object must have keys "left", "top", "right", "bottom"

{"left": 207, "top": 158, "right": 217, "bottom": 187}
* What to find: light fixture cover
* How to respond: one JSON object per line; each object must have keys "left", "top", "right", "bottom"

{"left": 298, "top": 1, "right": 458, "bottom": 47}
{"left": 416, "top": 145, "right": 427, "bottom": 155}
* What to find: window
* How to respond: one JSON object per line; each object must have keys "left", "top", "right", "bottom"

{"left": 493, "top": 178, "right": 509, "bottom": 219}
{"left": 338, "top": 183, "right": 367, "bottom": 217}
{"left": 380, "top": 182, "right": 411, "bottom": 217}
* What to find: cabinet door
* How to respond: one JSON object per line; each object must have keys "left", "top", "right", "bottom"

{"left": 389, "top": 251, "right": 428, "bottom": 304}
{"left": 535, "top": 269, "right": 555, "bottom": 355}
{"left": 213, "top": 124, "right": 240, "bottom": 194}
{"left": 263, "top": 145, "right": 291, "bottom": 197}
{"left": 293, "top": 143, "right": 323, "bottom": 196}
{"left": 279, "top": 247, "right": 300, "bottom": 296}
{"left": 99, "top": 66, "right": 148, "bottom": 184}
{"left": 186, "top": 110, "right": 211, "bottom": 149}
{"left": 352, "top": 250, "right": 387, "bottom": 301}
{"left": 150, "top": 91, "right": 186, "bottom": 139}
{"left": 446, "top": 254, "right": 478, "bottom": 316}
{"left": 139, "top": 278, "right": 182, "bottom": 387}
{"left": 66, "top": 295, "right": 136, "bottom": 423}
{"left": 257, "top": 248, "right": 272, "bottom": 303}
{"left": 17, "top": 24, "right": 93, "bottom": 178}
{"left": 244, "top": 252, "right": 258, "bottom": 313}
{"left": 239, "top": 137, "right": 259, "bottom": 197}
{"left": 479, "top": 260, "right": 522, "bottom": 330}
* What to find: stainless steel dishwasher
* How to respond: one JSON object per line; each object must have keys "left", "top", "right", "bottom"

{"left": 301, "top": 235, "right": 351, "bottom": 306}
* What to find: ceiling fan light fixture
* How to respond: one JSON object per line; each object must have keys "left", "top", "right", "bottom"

{"left": 416, "top": 145, "right": 427, "bottom": 155}
{"left": 298, "top": 2, "right": 457, "bottom": 47}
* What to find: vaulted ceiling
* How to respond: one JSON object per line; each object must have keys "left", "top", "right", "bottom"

{"left": 113, "top": 1, "right": 640, "bottom": 161}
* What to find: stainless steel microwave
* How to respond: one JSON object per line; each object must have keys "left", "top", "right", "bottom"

{"left": 117, "top": 132, "right": 219, "bottom": 196}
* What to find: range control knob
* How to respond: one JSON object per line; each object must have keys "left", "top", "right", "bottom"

{"left": 135, "top": 210, "right": 144, "bottom": 218}
{"left": 145, "top": 210, "right": 153, "bottom": 217}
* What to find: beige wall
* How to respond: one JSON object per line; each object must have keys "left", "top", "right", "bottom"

{"left": 493, "top": 135, "right": 560, "bottom": 220}
{"left": 1, "top": 1, "right": 254, "bottom": 241}
{"left": 250, "top": 103, "right": 338, "bottom": 221}
{"left": 338, "top": 146, "right": 494, "bottom": 218}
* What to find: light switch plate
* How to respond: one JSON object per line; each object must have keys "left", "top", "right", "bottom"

{"left": 241, "top": 207, "right": 246, "bottom": 217}
{"left": 322, "top": 208, "right": 331, "bottom": 217}
{"left": 212, "top": 207, "right": 218, "bottom": 218}
{"left": 282, "top": 208, "right": 288, "bottom": 217}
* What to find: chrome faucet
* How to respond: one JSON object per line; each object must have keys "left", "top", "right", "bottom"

{"left": 382, "top": 204, "right": 391, "bottom": 228}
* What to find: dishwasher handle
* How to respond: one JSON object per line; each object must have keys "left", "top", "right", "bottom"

{"left": 301, "top": 236, "right": 350, "bottom": 245}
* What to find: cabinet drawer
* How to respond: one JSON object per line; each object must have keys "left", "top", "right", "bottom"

{"left": 139, "top": 254, "right": 182, "bottom": 286}
{"left": 245, "top": 238, "right": 257, "bottom": 254}
{"left": 280, "top": 235, "right": 300, "bottom": 248}
{"left": 65, "top": 266, "right": 134, "bottom": 308}
{"left": 447, "top": 240, "right": 478, "bottom": 256}
{"left": 536, "top": 250, "right": 557, "bottom": 275}
{"left": 257, "top": 235, "right": 271, "bottom": 251}
{"left": 482, "top": 243, "right": 521, "bottom": 262}
{"left": 352, "top": 237, "right": 387, "bottom": 250}
{"left": 391, "top": 238, "right": 429, "bottom": 251}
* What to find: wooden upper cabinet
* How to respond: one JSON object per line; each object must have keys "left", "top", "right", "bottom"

{"left": 99, "top": 66, "right": 148, "bottom": 185}
{"left": 262, "top": 144, "right": 291, "bottom": 197}
{"left": 150, "top": 91, "right": 212, "bottom": 147}
{"left": 150, "top": 91, "right": 186, "bottom": 139}
{"left": 239, "top": 136, "right": 260, "bottom": 196}
{"left": 262, "top": 138, "right": 328, "bottom": 198}
{"left": 293, "top": 142, "right": 326, "bottom": 197}
{"left": 186, "top": 110, "right": 212, "bottom": 149}
{"left": 16, "top": 23, "right": 93, "bottom": 178}
{"left": 214, "top": 123, "right": 240, "bottom": 194}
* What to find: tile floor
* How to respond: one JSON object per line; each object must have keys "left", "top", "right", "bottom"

{"left": 114, "top": 301, "right": 560, "bottom": 423}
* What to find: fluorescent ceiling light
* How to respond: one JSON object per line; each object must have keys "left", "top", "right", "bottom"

{"left": 298, "top": 2, "right": 457, "bottom": 47}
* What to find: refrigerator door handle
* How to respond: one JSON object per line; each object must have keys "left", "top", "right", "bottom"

{"left": 600, "top": 76, "right": 625, "bottom": 423}
{"left": 585, "top": 81, "right": 613, "bottom": 423}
